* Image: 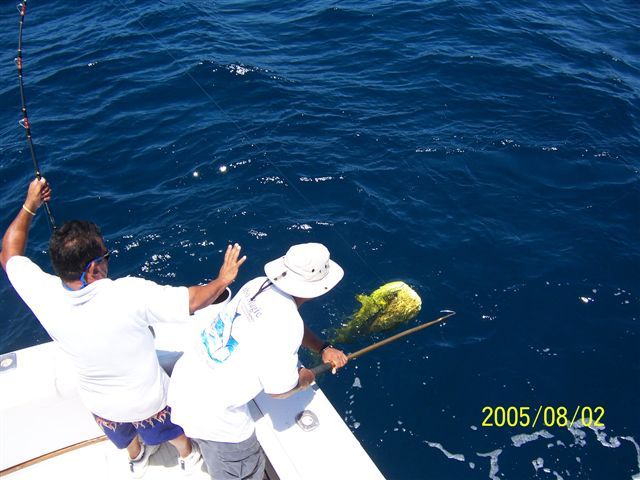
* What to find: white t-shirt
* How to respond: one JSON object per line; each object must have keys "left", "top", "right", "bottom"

{"left": 168, "top": 277, "right": 302, "bottom": 442}
{"left": 6, "top": 255, "right": 190, "bottom": 422}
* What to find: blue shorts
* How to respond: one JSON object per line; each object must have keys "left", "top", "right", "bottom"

{"left": 93, "top": 405, "right": 184, "bottom": 449}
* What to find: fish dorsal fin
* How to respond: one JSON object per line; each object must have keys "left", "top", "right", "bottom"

{"left": 356, "top": 293, "right": 377, "bottom": 308}
{"left": 355, "top": 293, "right": 382, "bottom": 317}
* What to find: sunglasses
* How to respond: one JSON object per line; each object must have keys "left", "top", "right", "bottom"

{"left": 79, "top": 250, "right": 110, "bottom": 288}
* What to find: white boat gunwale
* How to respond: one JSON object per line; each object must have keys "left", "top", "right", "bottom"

{"left": 1, "top": 319, "right": 385, "bottom": 479}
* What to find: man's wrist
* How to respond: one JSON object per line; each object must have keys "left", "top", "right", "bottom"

{"left": 319, "top": 341, "right": 333, "bottom": 354}
{"left": 22, "top": 204, "right": 37, "bottom": 216}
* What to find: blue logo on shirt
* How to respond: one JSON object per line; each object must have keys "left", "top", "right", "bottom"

{"left": 200, "top": 309, "right": 240, "bottom": 364}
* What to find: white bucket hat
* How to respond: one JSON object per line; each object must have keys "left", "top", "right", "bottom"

{"left": 264, "top": 243, "right": 344, "bottom": 298}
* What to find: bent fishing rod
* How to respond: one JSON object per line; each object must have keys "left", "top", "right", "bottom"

{"left": 310, "top": 310, "right": 457, "bottom": 376}
{"left": 16, "top": 0, "right": 56, "bottom": 231}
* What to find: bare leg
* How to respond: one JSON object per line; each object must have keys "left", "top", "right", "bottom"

{"left": 169, "top": 433, "right": 193, "bottom": 458}
{"left": 127, "top": 435, "right": 142, "bottom": 460}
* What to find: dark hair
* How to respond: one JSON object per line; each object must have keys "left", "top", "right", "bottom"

{"left": 49, "top": 221, "right": 105, "bottom": 281}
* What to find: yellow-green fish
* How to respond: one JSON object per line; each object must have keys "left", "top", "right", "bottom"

{"left": 333, "top": 281, "right": 422, "bottom": 343}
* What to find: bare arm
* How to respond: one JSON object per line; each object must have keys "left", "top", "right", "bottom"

{"left": 301, "top": 324, "right": 324, "bottom": 352}
{"left": 269, "top": 367, "right": 315, "bottom": 399}
{"left": 0, "top": 178, "right": 51, "bottom": 271}
{"left": 187, "top": 243, "right": 246, "bottom": 314}
{"left": 268, "top": 327, "right": 349, "bottom": 399}
{"left": 302, "top": 324, "right": 348, "bottom": 374}
{"left": 269, "top": 325, "right": 350, "bottom": 399}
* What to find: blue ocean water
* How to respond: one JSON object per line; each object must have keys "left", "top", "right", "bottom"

{"left": 1, "top": 1, "right": 639, "bottom": 478}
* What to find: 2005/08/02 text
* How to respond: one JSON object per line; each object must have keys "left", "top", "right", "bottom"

{"left": 481, "top": 406, "right": 605, "bottom": 428}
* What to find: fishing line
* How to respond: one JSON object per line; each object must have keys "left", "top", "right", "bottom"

{"left": 111, "top": 0, "right": 385, "bottom": 285}
{"left": 15, "top": 2, "right": 56, "bottom": 229}
{"left": 16, "top": 0, "right": 56, "bottom": 232}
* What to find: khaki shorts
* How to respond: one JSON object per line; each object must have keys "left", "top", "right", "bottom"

{"left": 194, "top": 431, "right": 265, "bottom": 480}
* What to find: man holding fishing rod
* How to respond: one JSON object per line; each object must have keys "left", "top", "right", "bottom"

{"left": 1, "top": 178, "right": 247, "bottom": 477}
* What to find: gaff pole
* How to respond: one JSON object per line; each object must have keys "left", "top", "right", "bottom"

{"left": 310, "top": 311, "right": 456, "bottom": 376}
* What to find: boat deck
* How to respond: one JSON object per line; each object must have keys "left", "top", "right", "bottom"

{"left": 1, "top": 309, "right": 385, "bottom": 479}
{"left": 3, "top": 438, "right": 209, "bottom": 480}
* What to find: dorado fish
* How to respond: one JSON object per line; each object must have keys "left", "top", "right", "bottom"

{"left": 333, "top": 281, "right": 422, "bottom": 343}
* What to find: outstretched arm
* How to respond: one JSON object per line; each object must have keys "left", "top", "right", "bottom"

{"left": 187, "top": 243, "right": 246, "bottom": 314}
{"left": 0, "top": 178, "right": 51, "bottom": 271}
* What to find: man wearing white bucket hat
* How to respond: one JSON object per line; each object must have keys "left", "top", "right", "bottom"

{"left": 168, "top": 243, "right": 348, "bottom": 480}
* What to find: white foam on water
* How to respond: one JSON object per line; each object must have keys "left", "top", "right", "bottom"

{"left": 405, "top": 412, "right": 637, "bottom": 477}
{"left": 228, "top": 159, "right": 251, "bottom": 168}
{"left": 260, "top": 175, "right": 284, "bottom": 185}
{"left": 532, "top": 457, "right": 544, "bottom": 471}
{"left": 512, "top": 430, "right": 554, "bottom": 447}
{"left": 621, "top": 436, "right": 640, "bottom": 479}
{"left": 568, "top": 422, "right": 588, "bottom": 447}
{"left": 352, "top": 377, "right": 362, "bottom": 388}
{"left": 248, "top": 229, "right": 267, "bottom": 239}
{"left": 299, "top": 176, "right": 334, "bottom": 182}
{"left": 287, "top": 223, "right": 312, "bottom": 230}
{"left": 423, "top": 441, "right": 465, "bottom": 462}
{"left": 566, "top": 422, "right": 640, "bottom": 478}
{"left": 416, "top": 147, "right": 437, "bottom": 153}
{"left": 227, "top": 64, "right": 250, "bottom": 75}
{"left": 569, "top": 420, "right": 620, "bottom": 448}
{"left": 477, "top": 449, "right": 502, "bottom": 480}
{"left": 594, "top": 428, "right": 621, "bottom": 448}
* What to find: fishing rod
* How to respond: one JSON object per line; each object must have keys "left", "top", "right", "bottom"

{"left": 310, "top": 310, "right": 456, "bottom": 376}
{"left": 16, "top": 0, "right": 56, "bottom": 231}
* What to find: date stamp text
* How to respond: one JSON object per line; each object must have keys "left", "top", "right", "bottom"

{"left": 481, "top": 406, "right": 605, "bottom": 428}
